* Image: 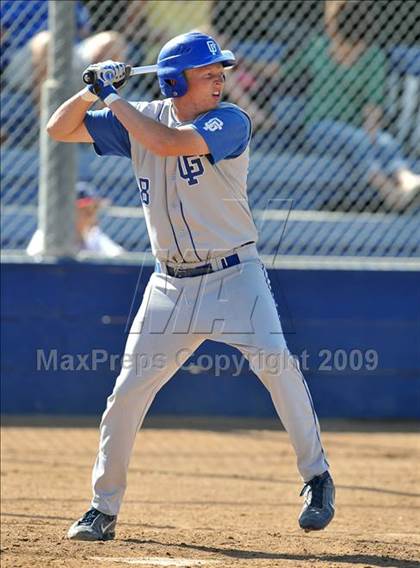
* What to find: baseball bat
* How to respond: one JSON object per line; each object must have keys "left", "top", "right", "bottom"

{"left": 82, "top": 64, "right": 158, "bottom": 85}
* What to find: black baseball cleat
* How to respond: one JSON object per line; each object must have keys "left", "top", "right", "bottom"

{"left": 298, "top": 471, "right": 335, "bottom": 531}
{"left": 67, "top": 507, "right": 117, "bottom": 541}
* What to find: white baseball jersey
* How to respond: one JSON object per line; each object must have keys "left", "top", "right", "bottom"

{"left": 85, "top": 99, "right": 258, "bottom": 263}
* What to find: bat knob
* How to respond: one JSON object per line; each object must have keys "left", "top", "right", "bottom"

{"left": 82, "top": 70, "right": 96, "bottom": 85}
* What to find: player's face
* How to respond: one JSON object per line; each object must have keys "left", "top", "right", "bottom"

{"left": 184, "top": 63, "right": 226, "bottom": 111}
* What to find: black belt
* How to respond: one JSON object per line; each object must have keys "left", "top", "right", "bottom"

{"left": 159, "top": 252, "right": 240, "bottom": 278}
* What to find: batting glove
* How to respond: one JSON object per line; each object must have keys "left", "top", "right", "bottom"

{"left": 83, "top": 60, "right": 126, "bottom": 86}
{"left": 87, "top": 79, "right": 118, "bottom": 103}
{"left": 82, "top": 61, "right": 128, "bottom": 102}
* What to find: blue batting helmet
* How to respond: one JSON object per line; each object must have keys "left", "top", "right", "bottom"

{"left": 157, "top": 31, "right": 236, "bottom": 98}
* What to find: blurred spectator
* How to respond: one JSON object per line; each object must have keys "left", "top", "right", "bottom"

{"left": 83, "top": 1, "right": 211, "bottom": 99}
{"left": 0, "top": 0, "right": 127, "bottom": 108}
{"left": 27, "top": 182, "right": 124, "bottom": 258}
{"left": 146, "top": 0, "right": 211, "bottom": 39}
{"left": 103, "top": 0, "right": 212, "bottom": 65}
{"left": 280, "top": 0, "right": 420, "bottom": 210}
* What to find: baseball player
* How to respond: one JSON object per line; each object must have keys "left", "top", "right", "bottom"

{"left": 47, "top": 32, "right": 335, "bottom": 541}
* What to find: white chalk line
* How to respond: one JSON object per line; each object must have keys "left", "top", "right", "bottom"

{"left": 90, "top": 557, "right": 221, "bottom": 566}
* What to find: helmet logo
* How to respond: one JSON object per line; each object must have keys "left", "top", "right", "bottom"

{"left": 207, "top": 40, "right": 218, "bottom": 55}
{"left": 203, "top": 117, "right": 224, "bottom": 132}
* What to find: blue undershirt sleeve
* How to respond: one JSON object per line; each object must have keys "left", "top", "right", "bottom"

{"left": 192, "top": 106, "right": 251, "bottom": 163}
{"left": 84, "top": 108, "right": 131, "bottom": 158}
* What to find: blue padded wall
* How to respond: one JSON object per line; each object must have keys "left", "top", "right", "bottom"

{"left": 1, "top": 261, "right": 419, "bottom": 418}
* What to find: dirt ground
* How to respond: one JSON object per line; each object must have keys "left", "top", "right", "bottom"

{"left": 1, "top": 417, "right": 419, "bottom": 568}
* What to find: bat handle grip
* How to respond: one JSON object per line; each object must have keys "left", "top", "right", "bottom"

{"left": 82, "top": 66, "right": 131, "bottom": 85}
{"left": 82, "top": 70, "right": 96, "bottom": 85}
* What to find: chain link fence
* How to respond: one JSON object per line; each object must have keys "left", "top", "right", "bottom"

{"left": 1, "top": 0, "right": 419, "bottom": 260}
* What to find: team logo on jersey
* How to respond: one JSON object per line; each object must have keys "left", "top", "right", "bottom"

{"left": 178, "top": 156, "right": 204, "bottom": 186}
{"left": 207, "top": 40, "right": 218, "bottom": 55}
{"left": 203, "top": 117, "right": 224, "bottom": 132}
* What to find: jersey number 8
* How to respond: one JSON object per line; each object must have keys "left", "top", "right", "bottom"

{"left": 138, "top": 177, "right": 150, "bottom": 205}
